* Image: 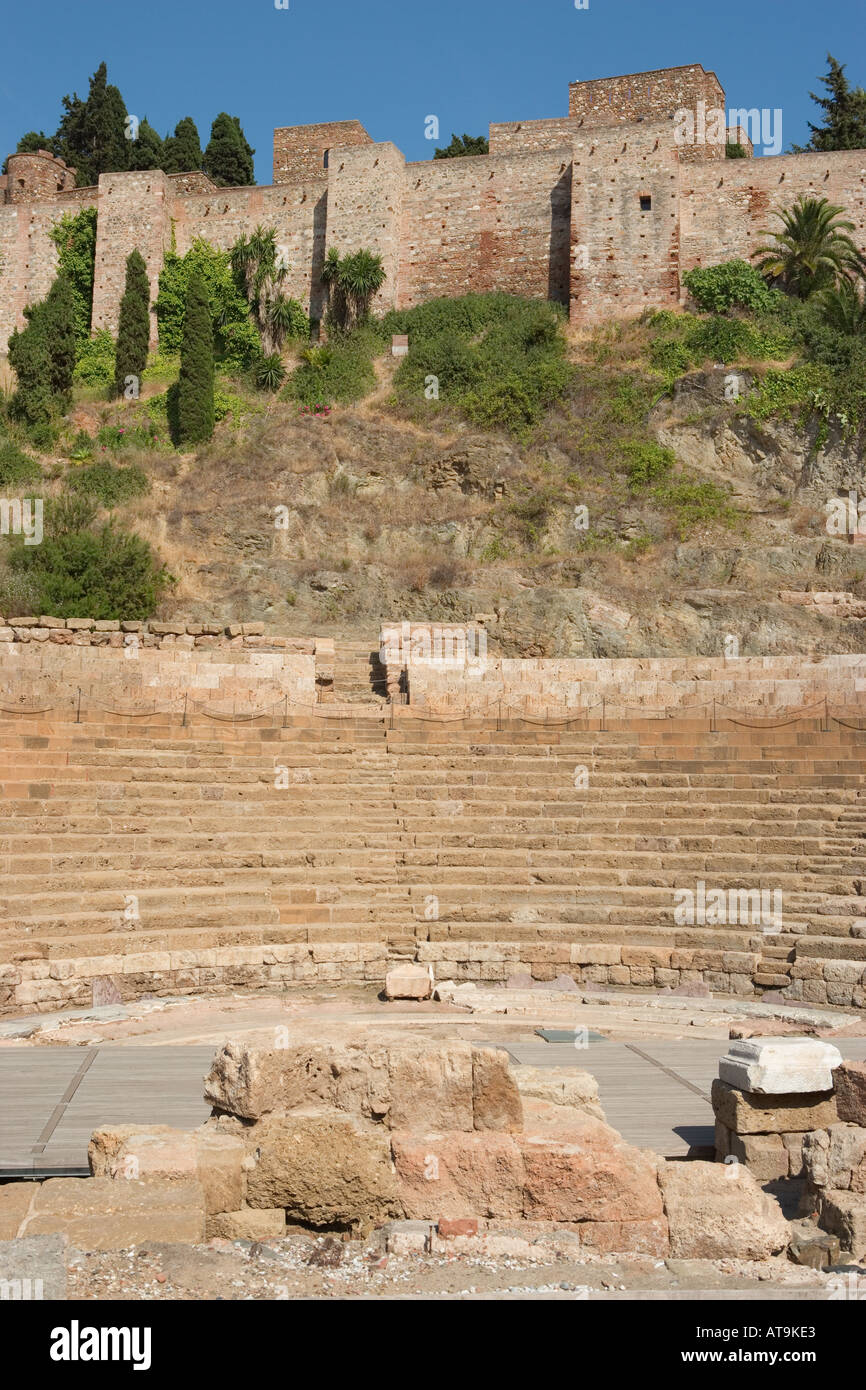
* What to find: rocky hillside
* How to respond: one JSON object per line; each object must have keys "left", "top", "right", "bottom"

{"left": 3, "top": 296, "right": 866, "bottom": 659}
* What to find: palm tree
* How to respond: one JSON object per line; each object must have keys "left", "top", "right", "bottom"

{"left": 818, "top": 275, "right": 866, "bottom": 334}
{"left": 752, "top": 195, "right": 864, "bottom": 299}
{"left": 320, "top": 247, "right": 386, "bottom": 329}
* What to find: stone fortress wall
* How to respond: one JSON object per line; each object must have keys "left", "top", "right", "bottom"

{"left": 1, "top": 63, "right": 865, "bottom": 352}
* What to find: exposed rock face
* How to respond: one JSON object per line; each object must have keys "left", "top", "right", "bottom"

{"left": 659, "top": 1161, "right": 789, "bottom": 1260}
{"left": 471, "top": 1049, "right": 524, "bottom": 1133}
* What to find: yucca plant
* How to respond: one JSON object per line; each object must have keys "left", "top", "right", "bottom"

{"left": 252, "top": 351, "right": 286, "bottom": 392}
{"left": 753, "top": 195, "right": 864, "bottom": 300}
{"left": 319, "top": 247, "right": 386, "bottom": 328}
{"left": 230, "top": 224, "right": 304, "bottom": 355}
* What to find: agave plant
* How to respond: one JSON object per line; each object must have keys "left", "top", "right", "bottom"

{"left": 752, "top": 195, "right": 864, "bottom": 300}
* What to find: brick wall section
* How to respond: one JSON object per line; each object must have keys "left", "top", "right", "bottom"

{"left": 571, "top": 122, "right": 681, "bottom": 321}
{"left": 681, "top": 149, "right": 866, "bottom": 277}
{"left": 91, "top": 171, "right": 171, "bottom": 347}
{"left": 273, "top": 120, "right": 372, "bottom": 183}
{"left": 328, "top": 142, "right": 405, "bottom": 313}
{"left": 489, "top": 118, "right": 578, "bottom": 155}
{"left": 568, "top": 64, "right": 724, "bottom": 127}
{"left": 398, "top": 150, "right": 572, "bottom": 307}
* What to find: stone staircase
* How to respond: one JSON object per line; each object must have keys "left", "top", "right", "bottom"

{"left": 332, "top": 640, "right": 388, "bottom": 704}
{"left": 1, "top": 708, "right": 865, "bottom": 1013}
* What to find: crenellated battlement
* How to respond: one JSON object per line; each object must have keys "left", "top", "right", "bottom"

{"left": 1, "top": 64, "right": 865, "bottom": 352}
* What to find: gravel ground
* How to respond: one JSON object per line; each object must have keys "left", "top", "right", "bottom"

{"left": 63, "top": 1232, "right": 863, "bottom": 1301}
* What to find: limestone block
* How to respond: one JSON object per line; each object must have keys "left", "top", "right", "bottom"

{"left": 711, "top": 1079, "right": 837, "bottom": 1134}
{"left": 510, "top": 1065, "right": 605, "bottom": 1120}
{"left": 391, "top": 1130, "right": 524, "bottom": 1221}
{"left": 27, "top": 1178, "right": 205, "bottom": 1248}
{"left": 719, "top": 1038, "right": 843, "bottom": 1094}
{"left": 384, "top": 964, "right": 432, "bottom": 1000}
{"left": 207, "top": 1208, "right": 286, "bottom": 1240}
{"left": 471, "top": 1048, "right": 523, "bottom": 1132}
{"left": 818, "top": 1190, "right": 866, "bottom": 1257}
{"left": 833, "top": 1061, "right": 866, "bottom": 1126}
{"left": 244, "top": 1110, "right": 401, "bottom": 1229}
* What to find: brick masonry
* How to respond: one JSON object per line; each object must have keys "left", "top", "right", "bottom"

{"left": 1, "top": 63, "right": 865, "bottom": 349}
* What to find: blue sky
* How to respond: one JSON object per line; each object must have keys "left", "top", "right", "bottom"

{"left": 1, "top": 0, "right": 863, "bottom": 179}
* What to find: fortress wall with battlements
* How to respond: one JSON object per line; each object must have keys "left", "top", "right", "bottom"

{"left": 3, "top": 65, "right": 866, "bottom": 350}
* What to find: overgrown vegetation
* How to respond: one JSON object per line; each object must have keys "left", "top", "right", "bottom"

{"left": 156, "top": 238, "right": 261, "bottom": 370}
{"left": 383, "top": 293, "right": 572, "bottom": 436}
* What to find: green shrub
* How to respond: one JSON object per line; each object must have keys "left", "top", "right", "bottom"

{"left": 96, "top": 420, "right": 161, "bottom": 452}
{"left": 651, "top": 478, "right": 739, "bottom": 537}
{"left": 384, "top": 293, "right": 571, "bottom": 435}
{"left": 49, "top": 207, "right": 97, "bottom": 345}
{"left": 114, "top": 250, "right": 150, "bottom": 399}
{"left": 620, "top": 440, "right": 675, "bottom": 489}
{"left": 6, "top": 522, "right": 169, "bottom": 620}
{"left": 66, "top": 461, "right": 149, "bottom": 507}
{"left": 74, "top": 330, "right": 116, "bottom": 386}
{"left": 177, "top": 269, "right": 215, "bottom": 446}
{"left": 283, "top": 325, "right": 379, "bottom": 407}
{"left": 0, "top": 432, "right": 40, "bottom": 487}
{"left": 156, "top": 238, "right": 261, "bottom": 369}
{"left": 682, "top": 260, "right": 777, "bottom": 314}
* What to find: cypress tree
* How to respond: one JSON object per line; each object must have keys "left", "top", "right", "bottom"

{"left": 56, "top": 62, "right": 129, "bottom": 184}
{"left": 177, "top": 269, "right": 214, "bottom": 445}
{"left": 8, "top": 313, "right": 54, "bottom": 437}
{"left": 203, "top": 113, "right": 255, "bottom": 186}
{"left": 163, "top": 117, "right": 203, "bottom": 174}
{"left": 126, "top": 117, "right": 165, "bottom": 172}
{"left": 114, "top": 251, "right": 151, "bottom": 399}
{"left": 41, "top": 276, "right": 77, "bottom": 403}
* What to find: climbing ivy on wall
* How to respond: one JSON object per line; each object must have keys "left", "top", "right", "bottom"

{"left": 49, "top": 206, "right": 98, "bottom": 344}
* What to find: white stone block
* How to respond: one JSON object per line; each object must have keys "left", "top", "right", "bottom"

{"left": 718, "top": 1038, "right": 843, "bottom": 1095}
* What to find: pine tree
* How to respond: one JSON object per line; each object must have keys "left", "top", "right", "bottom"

{"left": 433, "top": 133, "right": 490, "bottom": 159}
{"left": 126, "top": 118, "right": 165, "bottom": 172}
{"left": 794, "top": 55, "right": 866, "bottom": 152}
{"left": 177, "top": 269, "right": 214, "bottom": 445}
{"left": 114, "top": 251, "right": 151, "bottom": 399}
{"left": 203, "top": 113, "right": 255, "bottom": 186}
{"left": 163, "top": 117, "right": 203, "bottom": 174}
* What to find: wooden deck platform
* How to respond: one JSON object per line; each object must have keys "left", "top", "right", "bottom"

{"left": 2, "top": 1038, "right": 866, "bottom": 1176}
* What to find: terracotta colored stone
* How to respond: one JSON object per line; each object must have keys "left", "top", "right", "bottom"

{"left": 833, "top": 1061, "right": 866, "bottom": 1127}
{"left": 391, "top": 1131, "right": 524, "bottom": 1221}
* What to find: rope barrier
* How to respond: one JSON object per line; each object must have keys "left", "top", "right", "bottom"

{"left": 0, "top": 685, "right": 865, "bottom": 728}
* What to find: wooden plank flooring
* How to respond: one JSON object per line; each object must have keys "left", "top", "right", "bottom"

{"left": 2, "top": 1038, "right": 865, "bottom": 1174}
